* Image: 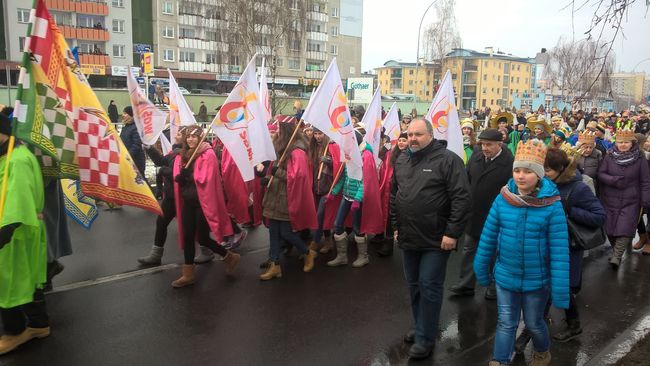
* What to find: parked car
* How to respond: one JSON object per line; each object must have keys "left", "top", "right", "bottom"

{"left": 191, "top": 89, "right": 218, "bottom": 95}
{"left": 163, "top": 86, "right": 190, "bottom": 95}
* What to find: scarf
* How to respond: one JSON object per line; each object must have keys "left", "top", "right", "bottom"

{"left": 608, "top": 145, "right": 640, "bottom": 166}
{"left": 500, "top": 185, "right": 561, "bottom": 208}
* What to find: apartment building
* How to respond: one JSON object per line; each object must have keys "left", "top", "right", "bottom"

{"left": 374, "top": 60, "right": 439, "bottom": 102}
{"left": 610, "top": 72, "right": 646, "bottom": 102}
{"left": 442, "top": 48, "right": 535, "bottom": 111}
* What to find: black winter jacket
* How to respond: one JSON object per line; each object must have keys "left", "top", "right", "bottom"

{"left": 119, "top": 122, "right": 145, "bottom": 174}
{"left": 146, "top": 145, "right": 181, "bottom": 199}
{"left": 390, "top": 140, "right": 471, "bottom": 250}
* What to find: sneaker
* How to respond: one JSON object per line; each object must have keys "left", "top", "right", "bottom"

{"left": 230, "top": 230, "right": 248, "bottom": 251}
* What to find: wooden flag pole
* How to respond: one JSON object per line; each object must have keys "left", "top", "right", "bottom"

{"left": 316, "top": 143, "right": 329, "bottom": 182}
{"left": 267, "top": 120, "right": 303, "bottom": 188}
{"left": 0, "top": 136, "right": 15, "bottom": 222}
{"left": 327, "top": 161, "right": 345, "bottom": 196}
{"left": 184, "top": 126, "right": 210, "bottom": 168}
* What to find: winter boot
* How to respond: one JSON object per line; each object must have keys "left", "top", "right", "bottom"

{"left": 223, "top": 250, "right": 241, "bottom": 274}
{"left": 352, "top": 235, "right": 369, "bottom": 267}
{"left": 609, "top": 239, "right": 627, "bottom": 269}
{"left": 260, "top": 262, "right": 282, "bottom": 280}
{"left": 514, "top": 331, "right": 532, "bottom": 354}
{"left": 488, "top": 362, "right": 504, "bottom": 366}
{"left": 0, "top": 327, "right": 50, "bottom": 355}
{"left": 171, "top": 264, "right": 195, "bottom": 288}
{"left": 377, "top": 238, "right": 394, "bottom": 257}
{"left": 194, "top": 246, "right": 215, "bottom": 264}
{"left": 633, "top": 232, "right": 648, "bottom": 250}
{"left": 320, "top": 236, "right": 334, "bottom": 254}
{"left": 553, "top": 319, "right": 582, "bottom": 342}
{"left": 327, "top": 233, "right": 349, "bottom": 267}
{"left": 530, "top": 350, "right": 551, "bottom": 366}
{"left": 303, "top": 249, "right": 317, "bottom": 272}
{"left": 138, "top": 245, "right": 164, "bottom": 265}
{"left": 308, "top": 241, "right": 319, "bottom": 253}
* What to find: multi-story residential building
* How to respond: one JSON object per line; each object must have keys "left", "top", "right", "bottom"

{"left": 374, "top": 60, "right": 439, "bottom": 102}
{"left": 442, "top": 48, "right": 535, "bottom": 111}
{"left": 1, "top": 0, "right": 134, "bottom": 85}
{"left": 610, "top": 72, "right": 646, "bottom": 102}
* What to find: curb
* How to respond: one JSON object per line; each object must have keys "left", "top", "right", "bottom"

{"left": 585, "top": 309, "right": 650, "bottom": 365}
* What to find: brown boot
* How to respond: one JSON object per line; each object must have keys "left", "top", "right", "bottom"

{"left": 171, "top": 264, "right": 195, "bottom": 288}
{"left": 308, "top": 241, "right": 319, "bottom": 253}
{"left": 633, "top": 232, "right": 648, "bottom": 250}
{"left": 0, "top": 327, "right": 50, "bottom": 355}
{"left": 223, "top": 251, "right": 241, "bottom": 274}
{"left": 303, "top": 249, "right": 317, "bottom": 272}
{"left": 320, "top": 236, "right": 334, "bottom": 254}
{"left": 530, "top": 351, "right": 551, "bottom": 366}
{"left": 260, "top": 262, "right": 282, "bottom": 280}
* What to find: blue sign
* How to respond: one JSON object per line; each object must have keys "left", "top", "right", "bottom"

{"left": 133, "top": 43, "right": 152, "bottom": 54}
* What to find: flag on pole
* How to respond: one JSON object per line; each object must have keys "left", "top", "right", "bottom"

{"left": 259, "top": 57, "right": 272, "bottom": 123}
{"left": 127, "top": 67, "right": 167, "bottom": 145}
{"left": 12, "top": 0, "right": 160, "bottom": 214}
{"left": 382, "top": 102, "right": 400, "bottom": 144}
{"left": 167, "top": 69, "right": 195, "bottom": 139}
{"left": 301, "top": 58, "right": 363, "bottom": 180}
{"left": 212, "top": 54, "right": 276, "bottom": 181}
{"left": 159, "top": 133, "right": 173, "bottom": 155}
{"left": 424, "top": 70, "right": 465, "bottom": 162}
{"left": 360, "top": 87, "right": 383, "bottom": 166}
{"left": 61, "top": 179, "right": 98, "bottom": 229}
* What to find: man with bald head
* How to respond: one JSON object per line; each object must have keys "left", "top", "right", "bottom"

{"left": 390, "top": 118, "right": 471, "bottom": 359}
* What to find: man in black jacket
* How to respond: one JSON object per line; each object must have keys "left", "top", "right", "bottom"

{"left": 390, "top": 119, "right": 471, "bottom": 359}
{"left": 119, "top": 106, "right": 145, "bottom": 176}
{"left": 449, "top": 128, "right": 514, "bottom": 300}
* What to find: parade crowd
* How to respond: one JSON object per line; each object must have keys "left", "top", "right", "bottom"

{"left": 2, "top": 101, "right": 650, "bottom": 365}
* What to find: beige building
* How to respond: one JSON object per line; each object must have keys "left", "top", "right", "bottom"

{"left": 611, "top": 72, "right": 646, "bottom": 103}
{"left": 374, "top": 60, "right": 439, "bottom": 101}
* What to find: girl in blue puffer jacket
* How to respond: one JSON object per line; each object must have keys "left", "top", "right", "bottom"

{"left": 474, "top": 139, "right": 569, "bottom": 366}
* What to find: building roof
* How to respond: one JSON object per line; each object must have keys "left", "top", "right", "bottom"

{"left": 377, "top": 60, "right": 439, "bottom": 68}
{"left": 444, "top": 48, "right": 535, "bottom": 63}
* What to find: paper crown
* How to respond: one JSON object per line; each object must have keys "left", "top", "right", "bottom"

{"left": 461, "top": 118, "right": 475, "bottom": 130}
{"left": 515, "top": 139, "right": 547, "bottom": 166}
{"left": 551, "top": 115, "right": 563, "bottom": 122}
{"left": 553, "top": 126, "right": 572, "bottom": 140}
{"left": 615, "top": 128, "right": 636, "bottom": 142}
{"left": 559, "top": 142, "right": 580, "bottom": 159}
{"left": 577, "top": 130, "right": 596, "bottom": 145}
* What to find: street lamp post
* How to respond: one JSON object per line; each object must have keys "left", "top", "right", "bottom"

{"left": 414, "top": 0, "right": 439, "bottom": 112}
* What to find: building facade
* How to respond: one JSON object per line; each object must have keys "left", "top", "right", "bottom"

{"left": 610, "top": 72, "right": 646, "bottom": 103}
{"left": 374, "top": 60, "right": 439, "bottom": 102}
{"left": 442, "top": 48, "right": 534, "bottom": 112}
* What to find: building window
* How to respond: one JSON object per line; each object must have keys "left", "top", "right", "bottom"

{"left": 482, "top": 88, "right": 487, "bottom": 94}
{"left": 426, "top": 91, "right": 430, "bottom": 96}
{"left": 18, "top": 37, "right": 26, "bottom": 52}
{"left": 491, "top": 88, "right": 494, "bottom": 92}
{"left": 206, "top": 31, "right": 220, "bottom": 42}
{"left": 206, "top": 53, "right": 219, "bottom": 64}
{"left": 409, "top": 80, "right": 414, "bottom": 86}
{"left": 330, "top": 45, "right": 338, "bottom": 55}
{"left": 17, "top": 8, "right": 31, "bottom": 23}
{"left": 288, "top": 58, "right": 300, "bottom": 70}
{"left": 517, "top": 65, "right": 521, "bottom": 71}
{"left": 484, "top": 61, "right": 488, "bottom": 67}
{"left": 229, "top": 55, "right": 240, "bottom": 66}
{"left": 331, "top": 26, "right": 339, "bottom": 36}
{"left": 289, "top": 39, "right": 301, "bottom": 51}
{"left": 491, "top": 99, "right": 494, "bottom": 105}
{"left": 112, "top": 19, "right": 125, "bottom": 33}
{"left": 306, "top": 43, "right": 321, "bottom": 52}
{"left": 179, "top": 51, "right": 195, "bottom": 62}
{"left": 510, "top": 76, "right": 514, "bottom": 83}
{"left": 516, "top": 77, "right": 520, "bottom": 83}
{"left": 289, "top": 0, "right": 299, "bottom": 10}
{"left": 112, "top": 0, "right": 124, "bottom": 8}
{"left": 331, "top": 7, "right": 339, "bottom": 17}
{"left": 482, "top": 99, "right": 486, "bottom": 107}
{"left": 525, "top": 78, "right": 528, "bottom": 84}
{"left": 483, "top": 74, "right": 487, "bottom": 81}
{"left": 113, "top": 45, "right": 125, "bottom": 58}
{"left": 180, "top": 28, "right": 195, "bottom": 39}
{"left": 163, "top": 25, "right": 174, "bottom": 38}
{"left": 162, "top": 1, "right": 173, "bottom": 14}
{"left": 409, "top": 70, "right": 414, "bottom": 75}
{"left": 276, "top": 58, "right": 284, "bottom": 67}
{"left": 163, "top": 49, "right": 174, "bottom": 61}
{"left": 497, "top": 75, "right": 500, "bottom": 82}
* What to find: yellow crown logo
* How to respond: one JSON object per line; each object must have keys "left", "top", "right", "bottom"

{"left": 515, "top": 139, "right": 547, "bottom": 166}
{"left": 615, "top": 128, "right": 636, "bottom": 143}
{"left": 577, "top": 130, "right": 596, "bottom": 145}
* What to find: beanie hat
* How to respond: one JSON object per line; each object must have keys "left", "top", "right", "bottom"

{"left": 513, "top": 139, "right": 547, "bottom": 179}
{"left": 123, "top": 106, "right": 133, "bottom": 117}
{"left": 461, "top": 118, "right": 475, "bottom": 131}
{"left": 553, "top": 126, "right": 572, "bottom": 141}
{"left": 0, "top": 113, "right": 11, "bottom": 136}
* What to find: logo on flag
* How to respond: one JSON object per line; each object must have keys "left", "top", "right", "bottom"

{"left": 217, "top": 85, "right": 258, "bottom": 129}
{"left": 328, "top": 86, "right": 352, "bottom": 133}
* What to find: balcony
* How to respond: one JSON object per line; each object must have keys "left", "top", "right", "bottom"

{"left": 306, "top": 51, "right": 328, "bottom": 61}
{"left": 306, "top": 70, "right": 324, "bottom": 79}
{"left": 306, "top": 32, "right": 328, "bottom": 42}
{"left": 307, "top": 11, "right": 328, "bottom": 23}
{"left": 45, "top": 0, "right": 109, "bottom": 16}
{"left": 461, "top": 93, "right": 477, "bottom": 99}
{"left": 78, "top": 53, "right": 110, "bottom": 66}
{"left": 59, "top": 25, "right": 109, "bottom": 41}
{"left": 463, "top": 65, "right": 478, "bottom": 72}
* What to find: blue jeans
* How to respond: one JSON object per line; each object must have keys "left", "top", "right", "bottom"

{"left": 334, "top": 199, "right": 361, "bottom": 235}
{"left": 268, "top": 219, "right": 309, "bottom": 262}
{"left": 312, "top": 195, "right": 330, "bottom": 244}
{"left": 493, "top": 285, "right": 551, "bottom": 363}
{"left": 402, "top": 250, "right": 450, "bottom": 348}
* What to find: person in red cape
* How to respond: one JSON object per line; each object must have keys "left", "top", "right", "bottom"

{"left": 259, "top": 120, "right": 318, "bottom": 280}
{"left": 307, "top": 128, "right": 342, "bottom": 254}
{"left": 218, "top": 145, "right": 250, "bottom": 246}
{"left": 171, "top": 125, "right": 240, "bottom": 288}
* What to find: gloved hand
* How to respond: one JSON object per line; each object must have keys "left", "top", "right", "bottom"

{"left": 324, "top": 193, "right": 335, "bottom": 203}
{"left": 319, "top": 156, "right": 332, "bottom": 165}
{"left": 271, "top": 166, "right": 279, "bottom": 176}
{"left": 260, "top": 176, "right": 270, "bottom": 187}
{"left": 350, "top": 201, "right": 361, "bottom": 212}
{"left": 175, "top": 168, "right": 191, "bottom": 184}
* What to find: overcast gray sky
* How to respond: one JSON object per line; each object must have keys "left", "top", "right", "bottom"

{"left": 361, "top": 0, "right": 650, "bottom": 74}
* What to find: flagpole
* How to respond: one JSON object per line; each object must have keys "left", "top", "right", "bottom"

{"left": 266, "top": 120, "right": 303, "bottom": 188}
{"left": 327, "top": 162, "right": 345, "bottom": 196}
{"left": 0, "top": 136, "right": 16, "bottom": 221}
{"left": 415, "top": 0, "right": 439, "bottom": 110}
{"left": 316, "top": 143, "right": 329, "bottom": 182}
{"left": 3, "top": 0, "right": 12, "bottom": 105}
{"left": 184, "top": 126, "right": 210, "bottom": 168}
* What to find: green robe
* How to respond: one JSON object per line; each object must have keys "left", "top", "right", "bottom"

{"left": 0, "top": 145, "right": 47, "bottom": 308}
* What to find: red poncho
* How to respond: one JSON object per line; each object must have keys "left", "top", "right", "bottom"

{"left": 221, "top": 147, "right": 251, "bottom": 224}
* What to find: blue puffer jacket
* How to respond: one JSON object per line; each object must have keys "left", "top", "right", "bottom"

{"left": 474, "top": 177, "right": 570, "bottom": 309}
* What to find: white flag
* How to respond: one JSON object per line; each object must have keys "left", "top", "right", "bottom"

{"left": 167, "top": 69, "right": 196, "bottom": 139}
{"left": 383, "top": 102, "right": 400, "bottom": 144}
{"left": 212, "top": 54, "right": 276, "bottom": 181}
{"left": 127, "top": 67, "right": 167, "bottom": 145}
{"left": 361, "top": 87, "right": 383, "bottom": 166}
{"left": 159, "top": 133, "right": 173, "bottom": 155}
{"left": 259, "top": 57, "right": 272, "bottom": 123}
{"left": 301, "top": 58, "right": 363, "bottom": 180}
{"left": 424, "top": 70, "right": 465, "bottom": 162}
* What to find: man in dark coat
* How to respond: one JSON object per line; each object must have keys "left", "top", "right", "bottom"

{"left": 390, "top": 119, "right": 471, "bottom": 359}
{"left": 449, "top": 128, "right": 514, "bottom": 300}
{"left": 119, "top": 106, "right": 146, "bottom": 176}
{"left": 107, "top": 100, "right": 119, "bottom": 124}
{"left": 197, "top": 101, "right": 208, "bottom": 123}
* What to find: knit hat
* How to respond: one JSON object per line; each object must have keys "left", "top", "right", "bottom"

{"left": 577, "top": 130, "right": 596, "bottom": 145}
{"left": 615, "top": 128, "right": 636, "bottom": 142}
{"left": 0, "top": 113, "right": 11, "bottom": 136}
{"left": 123, "top": 106, "right": 133, "bottom": 117}
{"left": 461, "top": 118, "right": 474, "bottom": 130}
{"left": 513, "top": 139, "right": 547, "bottom": 179}
{"left": 596, "top": 121, "right": 607, "bottom": 133}
{"left": 553, "top": 126, "right": 572, "bottom": 141}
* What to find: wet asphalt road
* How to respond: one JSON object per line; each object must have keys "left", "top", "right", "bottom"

{"left": 1, "top": 206, "right": 649, "bottom": 365}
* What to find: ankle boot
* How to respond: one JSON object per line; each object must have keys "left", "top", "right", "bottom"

{"left": 609, "top": 239, "right": 627, "bottom": 269}
{"left": 514, "top": 331, "right": 531, "bottom": 354}
{"left": 223, "top": 250, "right": 241, "bottom": 274}
{"left": 553, "top": 319, "right": 582, "bottom": 342}
{"left": 308, "top": 241, "right": 319, "bottom": 253}
{"left": 327, "top": 233, "right": 348, "bottom": 267}
{"left": 303, "top": 249, "right": 317, "bottom": 272}
{"left": 530, "top": 350, "right": 551, "bottom": 366}
{"left": 0, "top": 327, "right": 50, "bottom": 355}
{"left": 260, "top": 262, "right": 282, "bottom": 280}
{"left": 138, "top": 245, "right": 164, "bottom": 265}
{"left": 320, "top": 236, "right": 334, "bottom": 254}
{"left": 352, "top": 235, "right": 369, "bottom": 267}
{"left": 633, "top": 232, "right": 648, "bottom": 250}
{"left": 194, "top": 246, "right": 215, "bottom": 264}
{"left": 171, "top": 264, "right": 195, "bottom": 288}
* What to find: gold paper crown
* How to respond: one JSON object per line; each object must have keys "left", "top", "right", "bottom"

{"left": 615, "top": 128, "right": 636, "bottom": 142}
{"left": 515, "top": 139, "right": 547, "bottom": 166}
{"left": 559, "top": 142, "right": 580, "bottom": 159}
{"left": 577, "top": 130, "right": 596, "bottom": 145}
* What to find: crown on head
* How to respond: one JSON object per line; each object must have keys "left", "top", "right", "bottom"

{"left": 577, "top": 130, "right": 596, "bottom": 145}
{"left": 515, "top": 139, "right": 547, "bottom": 166}
{"left": 559, "top": 142, "right": 580, "bottom": 159}
{"left": 615, "top": 128, "right": 636, "bottom": 143}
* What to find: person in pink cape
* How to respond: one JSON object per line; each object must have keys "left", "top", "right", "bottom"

{"left": 218, "top": 145, "right": 250, "bottom": 247}
{"left": 172, "top": 125, "right": 240, "bottom": 288}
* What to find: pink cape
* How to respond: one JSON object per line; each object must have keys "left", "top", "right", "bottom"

{"left": 360, "top": 148, "right": 385, "bottom": 235}
{"left": 378, "top": 150, "right": 394, "bottom": 229}
{"left": 321, "top": 142, "right": 342, "bottom": 230}
{"left": 173, "top": 145, "right": 233, "bottom": 248}
{"left": 221, "top": 148, "right": 251, "bottom": 224}
{"left": 248, "top": 177, "right": 264, "bottom": 226}
{"left": 287, "top": 148, "right": 318, "bottom": 231}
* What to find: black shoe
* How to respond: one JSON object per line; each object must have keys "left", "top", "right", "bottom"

{"left": 403, "top": 329, "right": 415, "bottom": 343}
{"left": 485, "top": 287, "right": 497, "bottom": 300}
{"left": 259, "top": 259, "right": 271, "bottom": 269}
{"left": 47, "top": 260, "right": 65, "bottom": 282}
{"left": 408, "top": 343, "right": 432, "bottom": 359}
{"left": 448, "top": 284, "right": 475, "bottom": 297}
{"left": 514, "top": 332, "right": 532, "bottom": 354}
{"left": 553, "top": 320, "right": 582, "bottom": 342}
{"left": 377, "top": 240, "right": 394, "bottom": 257}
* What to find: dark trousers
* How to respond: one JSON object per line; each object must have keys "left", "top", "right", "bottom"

{"left": 403, "top": 249, "right": 451, "bottom": 347}
{"left": 456, "top": 234, "right": 495, "bottom": 291}
{"left": 269, "top": 219, "right": 309, "bottom": 262}
{"left": 180, "top": 202, "right": 227, "bottom": 265}
{"left": 313, "top": 195, "right": 331, "bottom": 244}
{"left": 334, "top": 199, "right": 361, "bottom": 235}
{"left": 154, "top": 196, "right": 176, "bottom": 248}
{"left": 0, "top": 289, "right": 49, "bottom": 335}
